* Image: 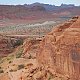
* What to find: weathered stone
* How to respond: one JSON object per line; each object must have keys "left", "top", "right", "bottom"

{"left": 37, "top": 17, "right": 80, "bottom": 79}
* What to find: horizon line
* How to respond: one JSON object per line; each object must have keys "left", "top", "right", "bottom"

{"left": 0, "top": 2, "right": 79, "bottom": 6}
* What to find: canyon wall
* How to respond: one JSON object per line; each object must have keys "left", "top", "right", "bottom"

{"left": 37, "top": 16, "right": 80, "bottom": 79}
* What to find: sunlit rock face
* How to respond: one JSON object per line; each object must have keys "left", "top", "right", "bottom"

{"left": 37, "top": 16, "right": 80, "bottom": 79}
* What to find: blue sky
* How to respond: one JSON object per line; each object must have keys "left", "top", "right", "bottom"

{"left": 0, "top": 0, "right": 80, "bottom": 6}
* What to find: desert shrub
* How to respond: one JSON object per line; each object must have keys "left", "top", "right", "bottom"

{"left": 18, "top": 64, "right": 24, "bottom": 70}
{"left": 9, "top": 69, "right": 14, "bottom": 72}
{"left": 16, "top": 48, "right": 23, "bottom": 58}
{"left": 0, "top": 69, "right": 4, "bottom": 73}
{"left": 0, "top": 60, "right": 4, "bottom": 64}
{"left": 28, "top": 54, "right": 32, "bottom": 59}
{"left": 16, "top": 52, "right": 22, "bottom": 58}
{"left": 9, "top": 69, "right": 17, "bottom": 72}
{"left": 48, "top": 72, "right": 56, "bottom": 80}
{"left": 9, "top": 61, "right": 12, "bottom": 63}
{"left": 7, "top": 55, "right": 14, "bottom": 61}
{"left": 7, "top": 58, "right": 10, "bottom": 61}
{"left": 12, "top": 39, "right": 23, "bottom": 48}
{"left": 0, "top": 67, "right": 1, "bottom": 69}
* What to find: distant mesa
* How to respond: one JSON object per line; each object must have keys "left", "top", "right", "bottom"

{"left": 30, "top": 5, "right": 46, "bottom": 11}
{"left": 0, "top": 3, "right": 80, "bottom": 20}
{"left": 61, "top": 3, "right": 75, "bottom": 7}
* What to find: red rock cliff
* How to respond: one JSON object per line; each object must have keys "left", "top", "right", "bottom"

{"left": 37, "top": 16, "right": 80, "bottom": 79}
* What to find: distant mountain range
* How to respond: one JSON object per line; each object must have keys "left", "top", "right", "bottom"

{"left": 0, "top": 2, "right": 80, "bottom": 19}
{"left": 24, "top": 2, "right": 80, "bottom": 11}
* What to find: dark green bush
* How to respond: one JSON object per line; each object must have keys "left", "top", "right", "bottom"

{"left": 9, "top": 69, "right": 14, "bottom": 72}
{"left": 18, "top": 64, "right": 24, "bottom": 70}
{"left": 16, "top": 49, "right": 23, "bottom": 58}
{"left": 16, "top": 52, "right": 22, "bottom": 58}
{"left": 0, "top": 67, "right": 1, "bottom": 69}
{"left": 9, "top": 69, "right": 17, "bottom": 72}
{"left": 12, "top": 39, "right": 23, "bottom": 48}
{"left": 0, "top": 69, "right": 4, "bottom": 73}
{"left": 9, "top": 61, "right": 12, "bottom": 63}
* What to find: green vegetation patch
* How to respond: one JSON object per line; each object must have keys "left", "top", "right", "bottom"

{"left": 7, "top": 55, "right": 14, "bottom": 61}
{"left": 18, "top": 64, "right": 24, "bottom": 70}
{"left": 0, "top": 69, "right": 4, "bottom": 73}
{"left": 16, "top": 48, "right": 23, "bottom": 58}
{"left": 12, "top": 39, "right": 23, "bottom": 48}
{"left": 9, "top": 61, "right": 12, "bottom": 63}
{"left": 9, "top": 69, "right": 17, "bottom": 72}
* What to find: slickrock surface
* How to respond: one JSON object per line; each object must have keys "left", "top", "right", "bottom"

{"left": 37, "top": 16, "right": 80, "bottom": 80}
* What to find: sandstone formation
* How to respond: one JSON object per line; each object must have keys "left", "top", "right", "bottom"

{"left": 0, "top": 36, "right": 13, "bottom": 56}
{"left": 23, "top": 38, "right": 42, "bottom": 59}
{"left": 37, "top": 16, "right": 80, "bottom": 79}
{"left": 0, "top": 17, "right": 80, "bottom": 80}
{"left": 0, "top": 35, "right": 23, "bottom": 57}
